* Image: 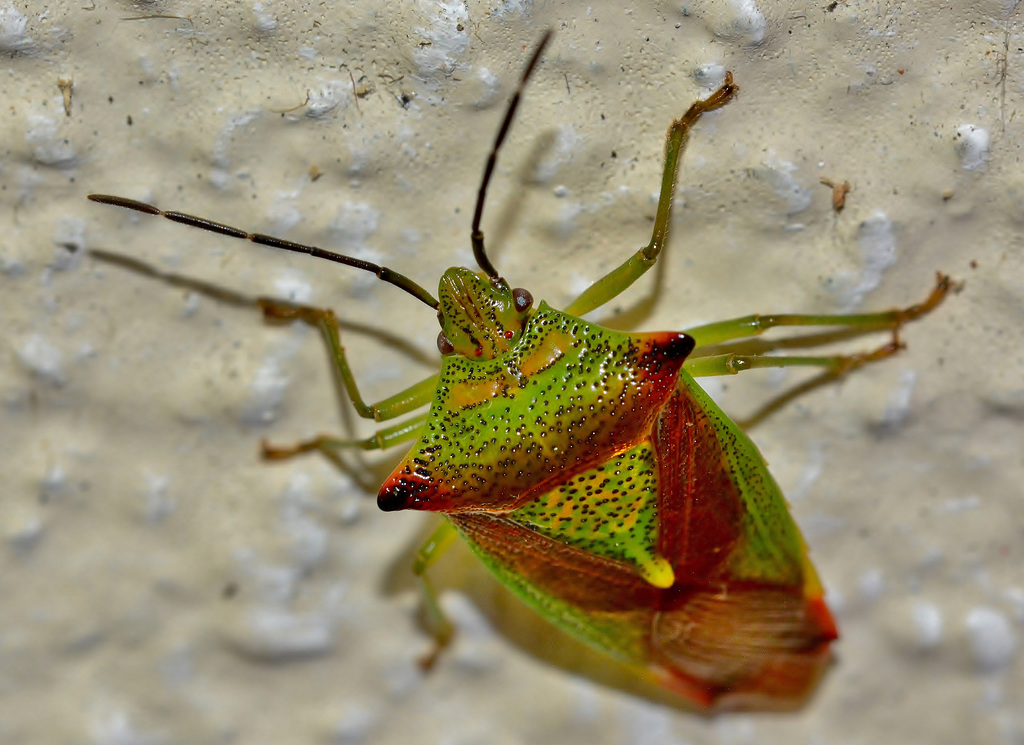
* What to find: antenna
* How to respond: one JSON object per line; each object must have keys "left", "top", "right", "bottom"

{"left": 470, "top": 30, "right": 553, "bottom": 279}
{"left": 86, "top": 194, "right": 440, "bottom": 309}
{"left": 89, "top": 32, "right": 554, "bottom": 300}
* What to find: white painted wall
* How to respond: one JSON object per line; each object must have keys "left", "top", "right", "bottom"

{"left": 2, "top": 1, "right": 1021, "bottom": 743}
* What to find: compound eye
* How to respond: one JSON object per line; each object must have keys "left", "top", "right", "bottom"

{"left": 512, "top": 287, "right": 533, "bottom": 312}
{"left": 436, "top": 332, "right": 455, "bottom": 355}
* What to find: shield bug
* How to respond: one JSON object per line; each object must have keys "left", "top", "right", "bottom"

{"left": 89, "top": 32, "right": 952, "bottom": 710}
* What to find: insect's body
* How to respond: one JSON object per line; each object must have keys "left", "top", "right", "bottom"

{"left": 382, "top": 277, "right": 694, "bottom": 515}
{"left": 385, "top": 272, "right": 836, "bottom": 706}
{"left": 90, "top": 33, "right": 952, "bottom": 711}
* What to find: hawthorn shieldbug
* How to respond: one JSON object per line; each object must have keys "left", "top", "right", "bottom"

{"left": 89, "top": 32, "right": 951, "bottom": 710}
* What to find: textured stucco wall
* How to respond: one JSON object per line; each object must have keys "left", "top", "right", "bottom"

{"left": 2, "top": 1, "right": 1022, "bottom": 743}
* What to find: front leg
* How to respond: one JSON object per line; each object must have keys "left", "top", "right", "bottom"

{"left": 259, "top": 297, "right": 438, "bottom": 422}
{"left": 565, "top": 73, "right": 738, "bottom": 317}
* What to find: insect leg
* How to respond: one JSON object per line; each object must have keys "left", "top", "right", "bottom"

{"left": 88, "top": 249, "right": 433, "bottom": 461}
{"left": 684, "top": 273, "right": 952, "bottom": 347}
{"left": 411, "top": 520, "right": 459, "bottom": 668}
{"left": 681, "top": 275, "right": 954, "bottom": 427}
{"left": 258, "top": 297, "right": 439, "bottom": 421}
{"left": 564, "top": 74, "right": 738, "bottom": 317}
{"left": 684, "top": 338, "right": 901, "bottom": 378}
{"left": 262, "top": 414, "right": 427, "bottom": 464}
{"left": 684, "top": 342, "right": 915, "bottom": 429}
{"left": 682, "top": 272, "right": 952, "bottom": 398}
{"left": 257, "top": 297, "right": 438, "bottom": 464}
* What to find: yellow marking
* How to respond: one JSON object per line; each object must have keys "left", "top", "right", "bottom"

{"left": 518, "top": 333, "right": 566, "bottom": 377}
{"left": 446, "top": 330, "right": 564, "bottom": 410}
{"left": 556, "top": 493, "right": 578, "bottom": 524}
{"left": 639, "top": 555, "right": 675, "bottom": 588}
{"left": 447, "top": 373, "right": 509, "bottom": 410}
{"left": 620, "top": 491, "right": 647, "bottom": 532}
{"left": 800, "top": 536, "right": 825, "bottom": 597}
